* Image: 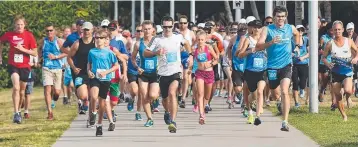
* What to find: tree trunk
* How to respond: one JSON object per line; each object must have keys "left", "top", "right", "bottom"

{"left": 294, "top": 1, "right": 303, "bottom": 25}
{"left": 250, "top": 1, "right": 260, "bottom": 20}
{"left": 224, "top": 0, "right": 233, "bottom": 22}
{"left": 322, "top": 1, "right": 331, "bottom": 22}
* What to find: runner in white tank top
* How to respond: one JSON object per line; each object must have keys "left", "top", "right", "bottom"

{"left": 178, "top": 15, "right": 196, "bottom": 108}
{"left": 322, "top": 20, "right": 358, "bottom": 122}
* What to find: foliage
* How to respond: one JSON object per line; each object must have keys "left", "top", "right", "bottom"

{"left": 0, "top": 1, "right": 106, "bottom": 88}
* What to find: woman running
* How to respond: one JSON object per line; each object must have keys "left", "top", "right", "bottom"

{"left": 237, "top": 20, "right": 266, "bottom": 125}
{"left": 194, "top": 30, "right": 218, "bottom": 124}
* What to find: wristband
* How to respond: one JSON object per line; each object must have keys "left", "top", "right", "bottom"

{"left": 295, "top": 44, "right": 302, "bottom": 48}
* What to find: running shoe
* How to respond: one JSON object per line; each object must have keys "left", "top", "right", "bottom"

{"left": 199, "top": 114, "right": 205, "bottom": 125}
{"left": 192, "top": 104, "right": 198, "bottom": 113}
{"left": 112, "top": 110, "right": 117, "bottom": 122}
{"left": 205, "top": 105, "right": 210, "bottom": 113}
{"left": 299, "top": 89, "right": 305, "bottom": 98}
{"left": 280, "top": 121, "right": 289, "bottom": 132}
{"left": 168, "top": 121, "right": 177, "bottom": 133}
{"left": 89, "top": 112, "right": 97, "bottom": 126}
{"left": 96, "top": 125, "right": 103, "bottom": 136}
{"left": 247, "top": 114, "right": 254, "bottom": 124}
{"left": 164, "top": 111, "right": 171, "bottom": 125}
{"left": 254, "top": 117, "right": 262, "bottom": 126}
{"left": 144, "top": 119, "right": 154, "bottom": 127}
{"left": 51, "top": 100, "right": 56, "bottom": 109}
{"left": 24, "top": 113, "right": 30, "bottom": 119}
{"left": 127, "top": 98, "right": 134, "bottom": 111}
{"left": 47, "top": 112, "right": 54, "bottom": 120}
{"left": 108, "top": 122, "right": 115, "bottom": 131}
{"left": 135, "top": 113, "right": 142, "bottom": 121}
{"left": 295, "top": 102, "right": 300, "bottom": 108}
{"left": 179, "top": 100, "right": 186, "bottom": 108}
{"left": 276, "top": 102, "right": 282, "bottom": 114}
{"left": 13, "top": 113, "right": 22, "bottom": 124}
{"left": 242, "top": 107, "right": 248, "bottom": 117}
{"left": 63, "top": 97, "right": 69, "bottom": 105}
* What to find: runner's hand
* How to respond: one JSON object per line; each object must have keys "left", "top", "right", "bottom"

{"left": 88, "top": 71, "right": 95, "bottom": 79}
{"left": 73, "top": 68, "right": 81, "bottom": 75}
{"left": 352, "top": 57, "right": 358, "bottom": 64}
{"left": 98, "top": 71, "right": 107, "bottom": 78}
{"left": 137, "top": 68, "right": 144, "bottom": 75}
{"left": 271, "top": 36, "right": 281, "bottom": 44}
{"left": 121, "top": 74, "right": 128, "bottom": 83}
{"left": 328, "top": 63, "right": 334, "bottom": 69}
{"left": 48, "top": 53, "right": 56, "bottom": 60}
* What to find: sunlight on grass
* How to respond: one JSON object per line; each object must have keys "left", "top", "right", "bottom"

{"left": 268, "top": 102, "right": 358, "bottom": 147}
{"left": 0, "top": 87, "right": 77, "bottom": 147}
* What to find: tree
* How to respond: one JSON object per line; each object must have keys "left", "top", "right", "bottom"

{"left": 224, "top": 0, "right": 233, "bottom": 22}
{"left": 321, "top": 1, "right": 331, "bottom": 21}
{"left": 250, "top": 1, "right": 260, "bottom": 20}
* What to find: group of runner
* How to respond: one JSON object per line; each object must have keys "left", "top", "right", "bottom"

{"left": 1, "top": 6, "right": 357, "bottom": 136}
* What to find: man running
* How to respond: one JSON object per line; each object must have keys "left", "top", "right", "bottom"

{"left": 38, "top": 23, "right": 66, "bottom": 120}
{"left": 132, "top": 20, "right": 159, "bottom": 127}
{"left": 255, "top": 6, "right": 300, "bottom": 131}
{"left": 178, "top": 15, "right": 195, "bottom": 108}
{"left": 67, "top": 22, "right": 96, "bottom": 125}
{"left": 322, "top": 20, "right": 358, "bottom": 121}
{"left": 0, "top": 15, "right": 38, "bottom": 124}
{"left": 144, "top": 16, "right": 191, "bottom": 133}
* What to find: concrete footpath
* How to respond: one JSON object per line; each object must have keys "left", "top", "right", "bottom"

{"left": 53, "top": 97, "right": 319, "bottom": 147}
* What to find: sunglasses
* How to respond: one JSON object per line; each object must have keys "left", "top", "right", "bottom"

{"left": 83, "top": 29, "right": 90, "bottom": 31}
{"left": 266, "top": 22, "right": 273, "bottom": 24}
{"left": 46, "top": 30, "right": 53, "bottom": 32}
{"left": 162, "top": 26, "right": 173, "bottom": 29}
{"left": 179, "top": 22, "right": 188, "bottom": 24}
{"left": 109, "top": 28, "right": 116, "bottom": 31}
{"left": 102, "top": 26, "right": 108, "bottom": 29}
{"left": 95, "top": 37, "right": 106, "bottom": 40}
{"left": 136, "top": 30, "right": 143, "bottom": 32}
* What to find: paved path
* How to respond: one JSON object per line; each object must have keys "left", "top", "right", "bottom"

{"left": 53, "top": 97, "right": 319, "bottom": 147}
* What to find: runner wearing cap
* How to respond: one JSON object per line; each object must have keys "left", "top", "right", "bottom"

{"left": 237, "top": 20, "right": 266, "bottom": 125}
{"left": 291, "top": 25, "right": 309, "bottom": 108}
{"left": 203, "top": 21, "right": 224, "bottom": 112}
{"left": 255, "top": 6, "right": 300, "bottom": 131}
{"left": 0, "top": 15, "right": 38, "bottom": 124}
{"left": 345, "top": 22, "right": 358, "bottom": 103}
{"left": 38, "top": 23, "right": 66, "bottom": 120}
{"left": 67, "top": 22, "right": 97, "bottom": 126}
{"left": 101, "top": 19, "right": 110, "bottom": 29}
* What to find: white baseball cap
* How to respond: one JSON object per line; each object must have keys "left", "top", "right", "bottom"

{"left": 156, "top": 25, "right": 163, "bottom": 33}
{"left": 346, "top": 22, "right": 354, "bottom": 30}
{"left": 101, "top": 19, "right": 110, "bottom": 27}
{"left": 238, "top": 18, "right": 246, "bottom": 24}
{"left": 82, "top": 22, "right": 93, "bottom": 30}
{"left": 246, "top": 16, "right": 256, "bottom": 24}
{"left": 296, "top": 25, "right": 305, "bottom": 30}
{"left": 198, "top": 23, "right": 205, "bottom": 28}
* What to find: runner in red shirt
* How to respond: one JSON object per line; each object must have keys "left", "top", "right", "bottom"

{"left": 0, "top": 15, "right": 38, "bottom": 124}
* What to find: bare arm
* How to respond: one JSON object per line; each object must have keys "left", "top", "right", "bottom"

{"left": 131, "top": 42, "right": 140, "bottom": 70}
{"left": 350, "top": 39, "right": 358, "bottom": 63}
{"left": 38, "top": 39, "right": 44, "bottom": 63}
{"left": 255, "top": 27, "right": 270, "bottom": 51}
{"left": 227, "top": 36, "right": 235, "bottom": 61}
{"left": 237, "top": 38, "right": 250, "bottom": 58}
{"left": 67, "top": 41, "right": 79, "bottom": 70}
{"left": 322, "top": 41, "right": 332, "bottom": 68}
{"left": 56, "top": 39, "right": 67, "bottom": 59}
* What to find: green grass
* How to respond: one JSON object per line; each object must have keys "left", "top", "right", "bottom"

{"left": 268, "top": 100, "right": 358, "bottom": 147}
{"left": 0, "top": 87, "right": 77, "bottom": 147}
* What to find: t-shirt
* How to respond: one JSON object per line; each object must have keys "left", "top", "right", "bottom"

{"left": 148, "top": 34, "right": 185, "bottom": 76}
{"left": 110, "top": 37, "right": 127, "bottom": 54}
{"left": 63, "top": 32, "right": 80, "bottom": 48}
{"left": 88, "top": 48, "right": 118, "bottom": 81}
{"left": 0, "top": 31, "right": 37, "bottom": 68}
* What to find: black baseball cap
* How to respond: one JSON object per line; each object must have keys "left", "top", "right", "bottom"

{"left": 76, "top": 19, "right": 85, "bottom": 26}
{"left": 248, "top": 20, "right": 263, "bottom": 28}
{"left": 108, "top": 22, "right": 117, "bottom": 30}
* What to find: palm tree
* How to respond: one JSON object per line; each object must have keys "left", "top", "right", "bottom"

{"left": 322, "top": 1, "right": 331, "bottom": 22}
{"left": 224, "top": 0, "right": 233, "bottom": 22}
{"left": 250, "top": 1, "right": 260, "bottom": 20}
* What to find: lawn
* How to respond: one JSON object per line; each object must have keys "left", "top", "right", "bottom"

{"left": 268, "top": 96, "right": 358, "bottom": 147}
{"left": 0, "top": 87, "right": 78, "bottom": 147}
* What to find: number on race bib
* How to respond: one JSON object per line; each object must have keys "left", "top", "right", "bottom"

{"left": 75, "top": 77, "right": 83, "bottom": 86}
{"left": 14, "top": 54, "right": 23, "bottom": 63}
{"left": 253, "top": 58, "right": 264, "bottom": 68}
{"left": 197, "top": 53, "right": 207, "bottom": 62}
{"left": 166, "top": 52, "right": 177, "bottom": 63}
{"left": 96, "top": 69, "right": 107, "bottom": 80}
{"left": 268, "top": 70, "right": 277, "bottom": 81}
{"left": 145, "top": 60, "right": 155, "bottom": 70}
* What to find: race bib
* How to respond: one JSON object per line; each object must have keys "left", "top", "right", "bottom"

{"left": 14, "top": 54, "right": 23, "bottom": 63}
{"left": 197, "top": 53, "right": 207, "bottom": 62}
{"left": 96, "top": 69, "right": 113, "bottom": 80}
{"left": 75, "top": 77, "right": 83, "bottom": 86}
{"left": 267, "top": 70, "right": 278, "bottom": 81}
{"left": 145, "top": 60, "right": 155, "bottom": 70}
{"left": 253, "top": 58, "right": 264, "bottom": 68}
{"left": 239, "top": 64, "right": 244, "bottom": 72}
{"left": 166, "top": 52, "right": 177, "bottom": 63}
